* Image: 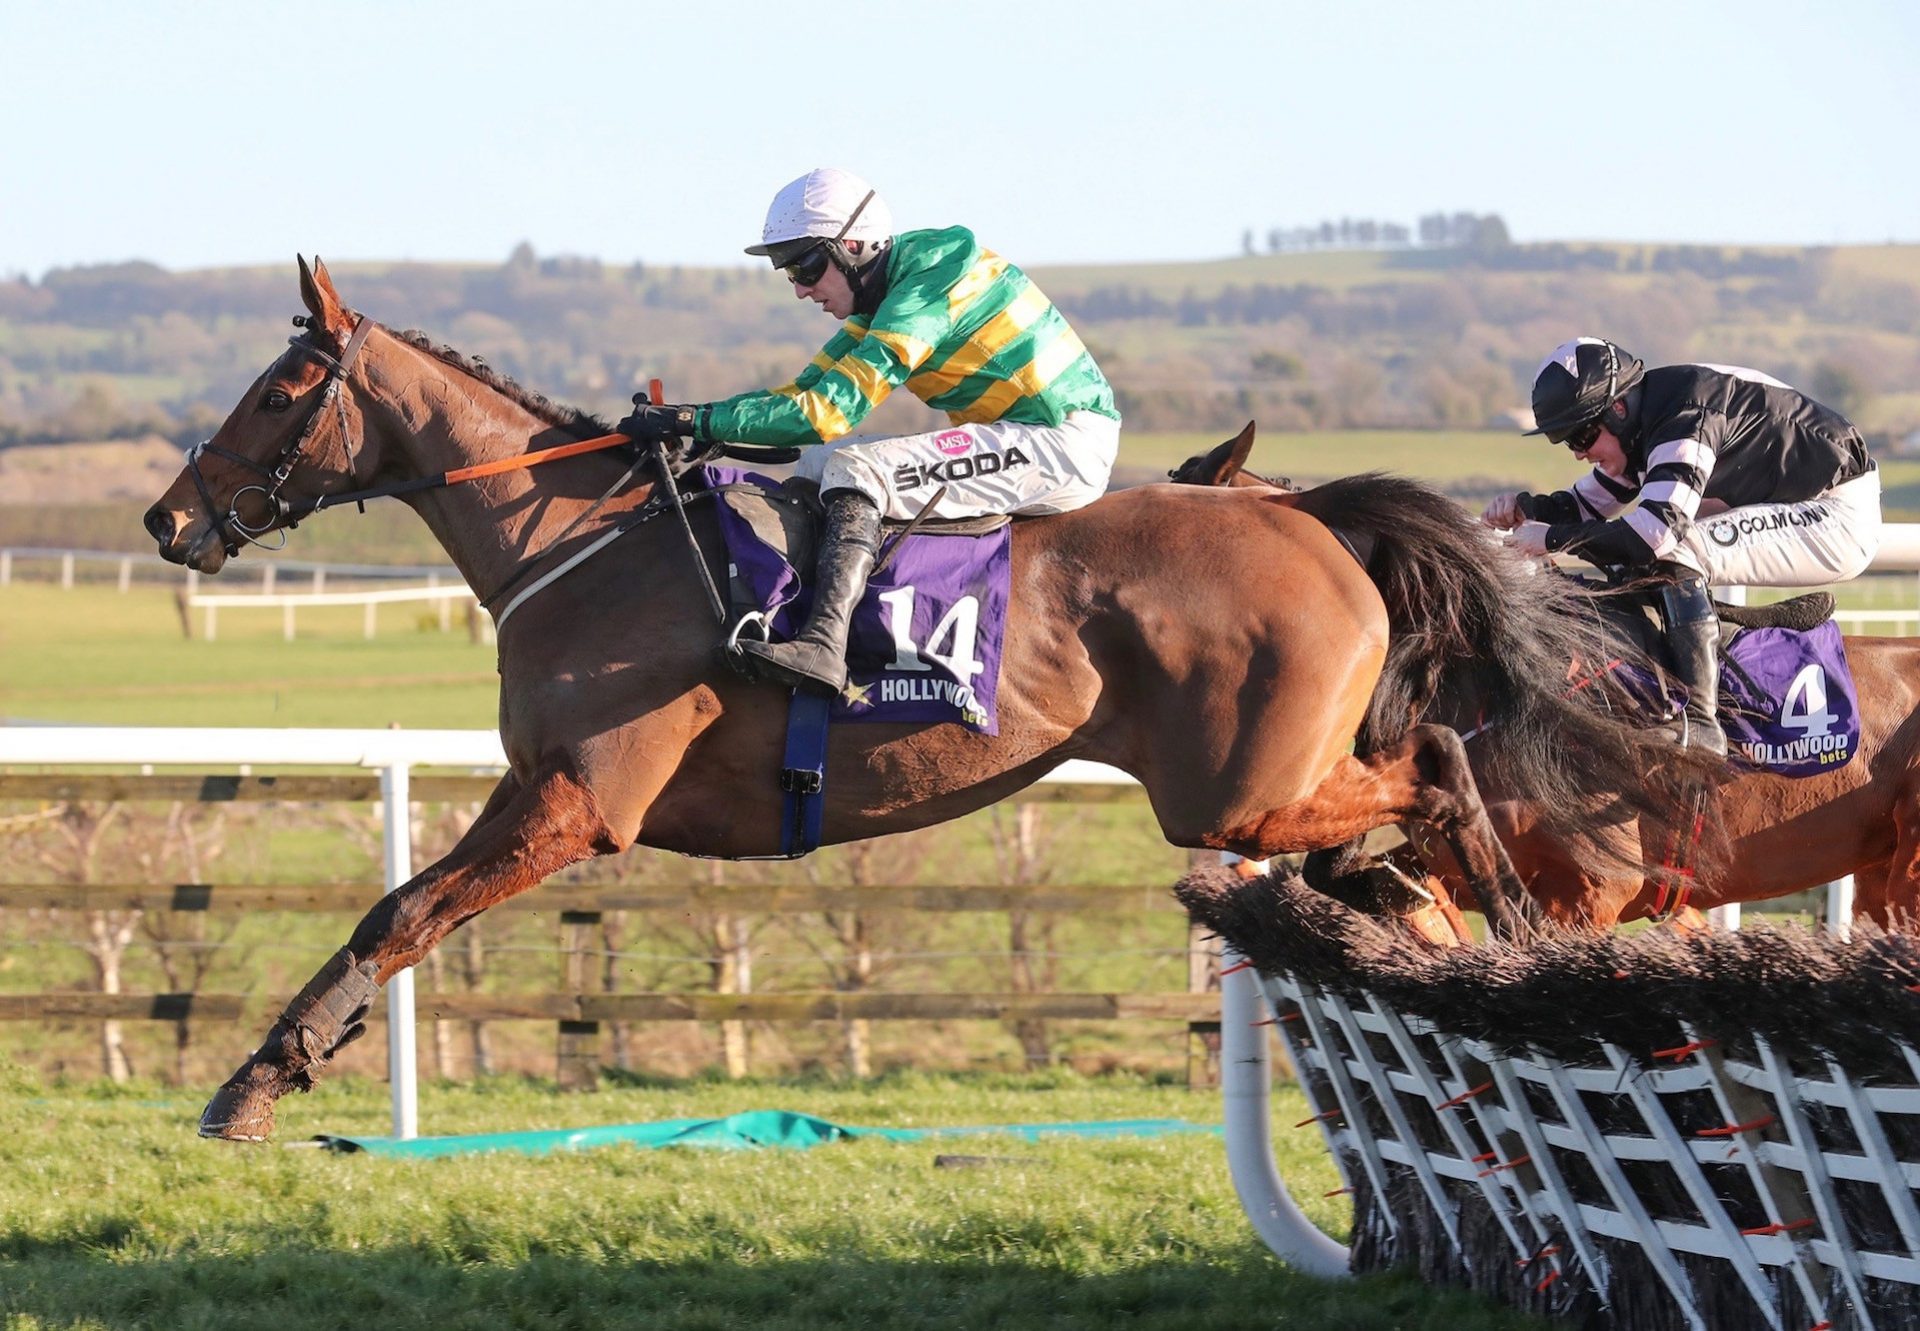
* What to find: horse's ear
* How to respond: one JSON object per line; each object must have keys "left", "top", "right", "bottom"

{"left": 1168, "top": 421, "right": 1259, "bottom": 488}
{"left": 296, "top": 254, "right": 351, "bottom": 342}
{"left": 1193, "top": 422, "right": 1258, "bottom": 487}
{"left": 1227, "top": 421, "right": 1256, "bottom": 473}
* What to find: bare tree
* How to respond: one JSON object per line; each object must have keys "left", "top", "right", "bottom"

{"left": 695, "top": 858, "right": 763, "bottom": 1080}
{"left": 460, "top": 920, "right": 493, "bottom": 1076}
{"left": 37, "top": 802, "right": 136, "bottom": 1080}
{"left": 788, "top": 835, "right": 924, "bottom": 1077}
{"left": 412, "top": 801, "right": 487, "bottom": 1078}
{"left": 137, "top": 801, "right": 239, "bottom": 1082}
{"left": 987, "top": 802, "right": 1062, "bottom": 1069}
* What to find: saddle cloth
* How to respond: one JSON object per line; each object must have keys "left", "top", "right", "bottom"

{"left": 700, "top": 465, "right": 1012, "bottom": 734}
{"left": 1719, "top": 620, "right": 1860, "bottom": 778}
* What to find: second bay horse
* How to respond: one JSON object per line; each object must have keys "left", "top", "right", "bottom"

{"left": 1174, "top": 430, "right": 1920, "bottom": 930}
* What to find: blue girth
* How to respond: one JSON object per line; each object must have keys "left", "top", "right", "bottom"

{"left": 778, "top": 690, "right": 832, "bottom": 857}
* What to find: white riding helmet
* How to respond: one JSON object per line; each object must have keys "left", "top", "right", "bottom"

{"left": 745, "top": 167, "right": 894, "bottom": 266}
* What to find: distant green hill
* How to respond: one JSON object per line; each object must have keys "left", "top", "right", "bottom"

{"left": 3, "top": 239, "right": 1915, "bottom": 454}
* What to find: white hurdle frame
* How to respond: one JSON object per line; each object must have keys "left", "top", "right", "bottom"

{"left": 185, "top": 582, "right": 487, "bottom": 643}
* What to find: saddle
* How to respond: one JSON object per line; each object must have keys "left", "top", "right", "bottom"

{"left": 1601, "top": 585, "right": 1855, "bottom": 778}
{"left": 1573, "top": 571, "right": 1835, "bottom": 637}
{"left": 712, "top": 473, "right": 1011, "bottom": 607}
{"left": 697, "top": 464, "right": 1016, "bottom": 734}
{"left": 1713, "top": 590, "right": 1835, "bottom": 632}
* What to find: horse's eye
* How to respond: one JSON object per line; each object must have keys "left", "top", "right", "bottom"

{"left": 262, "top": 388, "right": 293, "bottom": 412}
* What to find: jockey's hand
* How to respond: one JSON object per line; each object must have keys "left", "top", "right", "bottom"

{"left": 1480, "top": 492, "right": 1525, "bottom": 529}
{"left": 1511, "top": 521, "right": 1551, "bottom": 558}
{"left": 618, "top": 400, "right": 701, "bottom": 449}
{"left": 662, "top": 434, "right": 726, "bottom": 475}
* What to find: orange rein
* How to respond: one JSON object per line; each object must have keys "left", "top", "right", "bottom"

{"left": 442, "top": 376, "right": 660, "bottom": 485}
{"left": 442, "top": 430, "right": 633, "bottom": 485}
{"left": 293, "top": 380, "right": 662, "bottom": 520}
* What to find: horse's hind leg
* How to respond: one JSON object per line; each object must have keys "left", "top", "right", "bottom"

{"left": 1862, "top": 784, "right": 1920, "bottom": 930}
{"left": 1213, "top": 723, "right": 1539, "bottom": 938}
{"left": 200, "top": 757, "right": 620, "bottom": 1141}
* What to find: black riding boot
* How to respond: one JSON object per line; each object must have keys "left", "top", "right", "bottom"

{"left": 1658, "top": 573, "right": 1728, "bottom": 758}
{"left": 736, "top": 489, "right": 882, "bottom": 696}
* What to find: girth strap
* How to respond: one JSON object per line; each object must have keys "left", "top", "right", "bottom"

{"left": 778, "top": 691, "right": 832, "bottom": 857}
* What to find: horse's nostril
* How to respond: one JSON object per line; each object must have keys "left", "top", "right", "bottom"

{"left": 144, "top": 508, "right": 175, "bottom": 545}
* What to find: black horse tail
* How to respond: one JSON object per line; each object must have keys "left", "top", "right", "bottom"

{"left": 1289, "top": 473, "right": 1722, "bottom": 867}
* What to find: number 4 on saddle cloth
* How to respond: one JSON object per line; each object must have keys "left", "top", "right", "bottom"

{"left": 700, "top": 464, "right": 1011, "bottom": 735}
{"left": 1718, "top": 618, "right": 1860, "bottom": 777}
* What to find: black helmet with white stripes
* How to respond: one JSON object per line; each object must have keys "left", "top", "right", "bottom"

{"left": 1525, "top": 337, "right": 1645, "bottom": 443}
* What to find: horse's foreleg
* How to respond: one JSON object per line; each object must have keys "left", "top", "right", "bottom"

{"left": 1304, "top": 839, "right": 1476, "bottom": 947}
{"left": 1215, "top": 723, "right": 1539, "bottom": 938}
{"left": 200, "top": 759, "right": 619, "bottom": 1141}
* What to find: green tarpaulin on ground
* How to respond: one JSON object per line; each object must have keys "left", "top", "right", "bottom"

{"left": 317, "top": 1109, "right": 1219, "bottom": 1158}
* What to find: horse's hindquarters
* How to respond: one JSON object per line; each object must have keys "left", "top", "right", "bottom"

{"left": 1071, "top": 491, "right": 1391, "bottom": 845}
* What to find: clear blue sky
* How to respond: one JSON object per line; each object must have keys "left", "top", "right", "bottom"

{"left": 3, "top": 0, "right": 1916, "bottom": 280}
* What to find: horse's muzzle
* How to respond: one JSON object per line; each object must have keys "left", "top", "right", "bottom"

{"left": 144, "top": 503, "right": 229, "bottom": 572}
{"left": 143, "top": 505, "right": 176, "bottom": 548}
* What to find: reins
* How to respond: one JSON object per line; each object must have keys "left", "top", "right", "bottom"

{"left": 288, "top": 427, "right": 640, "bottom": 518}
{"left": 284, "top": 343, "right": 652, "bottom": 521}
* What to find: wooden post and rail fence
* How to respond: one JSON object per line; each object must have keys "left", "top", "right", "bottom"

{"left": 0, "top": 765, "right": 1224, "bottom": 1098}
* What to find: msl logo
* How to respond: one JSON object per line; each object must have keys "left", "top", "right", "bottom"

{"left": 893, "top": 444, "right": 1034, "bottom": 492}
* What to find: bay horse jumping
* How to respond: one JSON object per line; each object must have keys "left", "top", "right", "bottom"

{"left": 1173, "top": 430, "right": 1920, "bottom": 930}
{"left": 151, "top": 260, "right": 1655, "bottom": 1141}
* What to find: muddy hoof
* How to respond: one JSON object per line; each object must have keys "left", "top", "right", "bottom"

{"left": 199, "top": 1063, "right": 280, "bottom": 1142}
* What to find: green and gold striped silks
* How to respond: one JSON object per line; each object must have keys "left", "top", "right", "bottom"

{"left": 704, "top": 226, "right": 1117, "bottom": 446}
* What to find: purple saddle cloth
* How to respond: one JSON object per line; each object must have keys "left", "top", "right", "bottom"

{"left": 1720, "top": 620, "right": 1860, "bottom": 778}
{"left": 701, "top": 466, "right": 1011, "bottom": 735}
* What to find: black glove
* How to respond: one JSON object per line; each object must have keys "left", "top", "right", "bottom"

{"left": 618, "top": 400, "right": 702, "bottom": 449}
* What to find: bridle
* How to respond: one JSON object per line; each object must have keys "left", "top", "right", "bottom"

{"left": 183, "top": 314, "right": 374, "bottom": 556}
{"left": 175, "top": 310, "right": 795, "bottom": 630}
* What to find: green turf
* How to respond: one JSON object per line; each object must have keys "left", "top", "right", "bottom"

{"left": 0, "top": 1066, "right": 1547, "bottom": 1331}
{"left": 0, "top": 582, "right": 499, "bottom": 728}
{"left": 1119, "top": 428, "right": 1568, "bottom": 490}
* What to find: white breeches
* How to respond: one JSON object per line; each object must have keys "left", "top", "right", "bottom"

{"left": 793, "top": 412, "right": 1120, "bottom": 522}
{"left": 1673, "top": 468, "right": 1882, "bottom": 588}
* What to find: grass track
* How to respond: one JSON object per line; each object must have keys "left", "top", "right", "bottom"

{"left": 0, "top": 1067, "right": 1546, "bottom": 1331}
{"left": 0, "top": 582, "right": 499, "bottom": 728}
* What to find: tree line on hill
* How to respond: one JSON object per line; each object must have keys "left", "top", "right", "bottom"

{"left": 1, "top": 238, "right": 1914, "bottom": 452}
{"left": 1245, "top": 211, "right": 1511, "bottom": 254}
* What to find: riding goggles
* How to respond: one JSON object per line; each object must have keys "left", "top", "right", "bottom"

{"left": 782, "top": 243, "right": 833, "bottom": 288}
{"left": 1557, "top": 417, "right": 1606, "bottom": 453}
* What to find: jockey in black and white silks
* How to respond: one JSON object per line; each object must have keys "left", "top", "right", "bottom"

{"left": 1481, "top": 337, "right": 1881, "bottom": 757}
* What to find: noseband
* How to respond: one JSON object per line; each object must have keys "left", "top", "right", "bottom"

{"left": 184, "top": 314, "right": 374, "bottom": 555}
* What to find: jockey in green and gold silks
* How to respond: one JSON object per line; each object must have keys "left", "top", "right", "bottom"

{"left": 703, "top": 224, "right": 1116, "bottom": 445}
{"left": 618, "top": 167, "right": 1121, "bottom": 700}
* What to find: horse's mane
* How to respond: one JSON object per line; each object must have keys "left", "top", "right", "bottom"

{"left": 385, "top": 326, "right": 613, "bottom": 442}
